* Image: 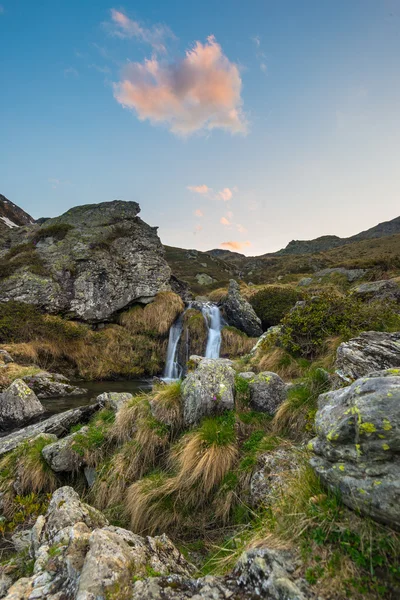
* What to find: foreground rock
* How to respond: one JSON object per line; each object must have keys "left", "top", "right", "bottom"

{"left": 0, "top": 402, "right": 101, "bottom": 456}
{"left": 0, "top": 379, "right": 44, "bottom": 430}
{"left": 310, "top": 370, "right": 400, "bottom": 528}
{"left": 239, "top": 371, "right": 287, "bottom": 415}
{"left": 250, "top": 446, "right": 299, "bottom": 507}
{"left": 335, "top": 331, "right": 400, "bottom": 384}
{"left": 0, "top": 200, "right": 172, "bottom": 322}
{"left": 41, "top": 427, "right": 88, "bottom": 472}
{"left": 22, "top": 372, "right": 87, "bottom": 399}
{"left": 2, "top": 486, "right": 194, "bottom": 600}
{"left": 352, "top": 279, "right": 400, "bottom": 303}
{"left": 181, "top": 358, "right": 235, "bottom": 425}
{"left": 222, "top": 280, "right": 263, "bottom": 337}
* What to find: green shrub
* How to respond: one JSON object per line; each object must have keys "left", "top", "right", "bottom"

{"left": 280, "top": 292, "right": 400, "bottom": 358}
{"left": 0, "top": 248, "right": 47, "bottom": 279}
{"left": 33, "top": 223, "right": 74, "bottom": 242}
{"left": 250, "top": 286, "right": 304, "bottom": 329}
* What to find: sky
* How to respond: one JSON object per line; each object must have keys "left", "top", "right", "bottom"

{"left": 1, "top": 1, "right": 400, "bottom": 256}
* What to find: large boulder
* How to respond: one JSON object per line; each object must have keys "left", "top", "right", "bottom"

{"left": 0, "top": 201, "right": 172, "bottom": 322}
{"left": 22, "top": 371, "right": 88, "bottom": 399}
{"left": 352, "top": 279, "right": 400, "bottom": 303}
{"left": 335, "top": 331, "right": 400, "bottom": 384}
{"left": 309, "top": 370, "right": 400, "bottom": 528}
{"left": 239, "top": 371, "right": 287, "bottom": 415}
{"left": 222, "top": 280, "right": 263, "bottom": 337}
{"left": 41, "top": 427, "right": 88, "bottom": 472}
{"left": 1, "top": 486, "right": 194, "bottom": 600}
{"left": 0, "top": 379, "right": 44, "bottom": 429}
{"left": 181, "top": 358, "right": 235, "bottom": 425}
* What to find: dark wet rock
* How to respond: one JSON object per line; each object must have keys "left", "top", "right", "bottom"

{"left": 0, "top": 401, "right": 102, "bottom": 456}
{"left": 181, "top": 358, "right": 235, "bottom": 425}
{"left": 335, "top": 331, "right": 400, "bottom": 384}
{"left": 22, "top": 371, "right": 87, "bottom": 399}
{"left": 309, "top": 370, "right": 400, "bottom": 528}
{"left": 222, "top": 279, "right": 263, "bottom": 337}
{"left": 0, "top": 379, "right": 44, "bottom": 430}
{"left": 0, "top": 201, "right": 171, "bottom": 322}
{"left": 352, "top": 279, "right": 400, "bottom": 303}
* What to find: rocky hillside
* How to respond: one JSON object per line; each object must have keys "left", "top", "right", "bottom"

{"left": 0, "top": 200, "right": 172, "bottom": 321}
{"left": 0, "top": 194, "right": 34, "bottom": 231}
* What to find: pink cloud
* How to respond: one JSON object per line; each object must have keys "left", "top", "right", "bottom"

{"left": 218, "top": 187, "right": 233, "bottom": 201}
{"left": 194, "top": 209, "right": 204, "bottom": 217}
{"left": 187, "top": 184, "right": 210, "bottom": 195}
{"left": 109, "top": 9, "right": 173, "bottom": 52}
{"left": 220, "top": 216, "right": 231, "bottom": 226}
{"left": 113, "top": 35, "right": 247, "bottom": 136}
{"left": 236, "top": 224, "right": 248, "bottom": 233}
{"left": 220, "top": 240, "right": 251, "bottom": 251}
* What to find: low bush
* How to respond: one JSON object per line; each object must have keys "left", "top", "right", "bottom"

{"left": 33, "top": 223, "right": 74, "bottom": 242}
{"left": 250, "top": 286, "right": 304, "bottom": 329}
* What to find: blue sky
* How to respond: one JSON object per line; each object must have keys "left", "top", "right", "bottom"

{"left": 1, "top": 0, "right": 400, "bottom": 255}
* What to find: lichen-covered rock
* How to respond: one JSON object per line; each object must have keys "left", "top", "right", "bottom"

{"left": 1, "top": 486, "right": 194, "bottom": 600}
{"left": 315, "top": 267, "right": 367, "bottom": 282}
{"left": 181, "top": 358, "right": 235, "bottom": 425}
{"left": 0, "top": 201, "right": 172, "bottom": 322}
{"left": 96, "top": 392, "right": 133, "bottom": 412}
{"left": 335, "top": 331, "right": 400, "bottom": 384}
{"left": 352, "top": 279, "right": 400, "bottom": 303}
{"left": 250, "top": 447, "right": 299, "bottom": 507}
{"left": 22, "top": 372, "right": 87, "bottom": 399}
{"left": 239, "top": 371, "right": 287, "bottom": 415}
{"left": 0, "top": 350, "right": 14, "bottom": 364}
{"left": 222, "top": 279, "right": 263, "bottom": 337}
{"left": 309, "top": 370, "right": 400, "bottom": 528}
{"left": 41, "top": 427, "right": 88, "bottom": 472}
{"left": 0, "top": 379, "right": 44, "bottom": 430}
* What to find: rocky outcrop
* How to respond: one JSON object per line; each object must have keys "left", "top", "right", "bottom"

{"left": 22, "top": 372, "right": 87, "bottom": 399}
{"left": 0, "top": 200, "right": 171, "bottom": 322}
{"left": 181, "top": 358, "right": 235, "bottom": 425}
{"left": 222, "top": 280, "right": 263, "bottom": 337}
{"left": 314, "top": 267, "right": 367, "bottom": 282}
{"left": 309, "top": 370, "right": 400, "bottom": 528}
{"left": 0, "top": 194, "right": 34, "bottom": 231}
{"left": 239, "top": 371, "right": 287, "bottom": 415}
{"left": 0, "top": 379, "right": 44, "bottom": 430}
{"left": 1, "top": 486, "right": 194, "bottom": 600}
{"left": 335, "top": 331, "right": 400, "bottom": 384}
{"left": 352, "top": 279, "right": 400, "bottom": 303}
{"left": 0, "top": 402, "right": 101, "bottom": 456}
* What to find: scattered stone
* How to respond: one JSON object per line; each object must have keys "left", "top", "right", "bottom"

{"left": 310, "top": 370, "right": 400, "bottom": 528}
{"left": 22, "top": 371, "right": 87, "bottom": 399}
{"left": 0, "top": 350, "right": 13, "bottom": 364}
{"left": 222, "top": 279, "right": 263, "bottom": 337}
{"left": 250, "top": 447, "right": 299, "bottom": 507}
{"left": 250, "top": 326, "right": 282, "bottom": 354}
{"left": 335, "top": 331, "right": 400, "bottom": 384}
{"left": 298, "top": 277, "right": 313, "bottom": 287}
{"left": 352, "top": 279, "right": 400, "bottom": 303}
{"left": 195, "top": 273, "right": 216, "bottom": 286}
{"left": 315, "top": 267, "right": 367, "bottom": 282}
{"left": 239, "top": 371, "right": 287, "bottom": 415}
{"left": 96, "top": 392, "right": 133, "bottom": 412}
{"left": 0, "top": 379, "right": 44, "bottom": 430}
{"left": 41, "top": 427, "right": 88, "bottom": 472}
{"left": 181, "top": 358, "right": 235, "bottom": 425}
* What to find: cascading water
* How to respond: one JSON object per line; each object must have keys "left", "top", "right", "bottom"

{"left": 202, "top": 303, "right": 222, "bottom": 359}
{"left": 163, "top": 313, "right": 185, "bottom": 380}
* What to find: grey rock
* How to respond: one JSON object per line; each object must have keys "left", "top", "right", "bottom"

{"left": 250, "top": 447, "right": 299, "bottom": 507}
{"left": 298, "top": 277, "right": 313, "bottom": 287}
{"left": 84, "top": 467, "right": 96, "bottom": 488}
{"left": 41, "top": 427, "right": 88, "bottom": 472}
{"left": 241, "top": 371, "right": 287, "bottom": 415}
{"left": 181, "top": 358, "right": 235, "bottom": 425}
{"left": 335, "top": 331, "right": 400, "bottom": 383}
{"left": 11, "top": 529, "right": 31, "bottom": 552}
{"left": 222, "top": 280, "right": 263, "bottom": 337}
{"left": 95, "top": 392, "right": 133, "bottom": 412}
{"left": 0, "top": 201, "right": 171, "bottom": 322}
{"left": 315, "top": 267, "right": 367, "bottom": 282}
{"left": 195, "top": 273, "right": 216, "bottom": 286}
{"left": 352, "top": 279, "right": 400, "bottom": 302}
{"left": 0, "top": 379, "right": 44, "bottom": 430}
{"left": 22, "top": 372, "right": 88, "bottom": 399}
{"left": 0, "top": 574, "right": 12, "bottom": 599}
{"left": 309, "top": 370, "right": 400, "bottom": 528}
{"left": 250, "top": 326, "right": 282, "bottom": 354}
{"left": 0, "top": 401, "right": 102, "bottom": 456}
{"left": 0, "top": 350, "right": 14, "bottom": 364}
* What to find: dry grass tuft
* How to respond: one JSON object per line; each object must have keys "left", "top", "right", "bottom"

{"left": 207, "top": 287, "right": 228, "bottom": 303}
{"left": 253, "top": 346, "right": 307, "bottom": 380}
{"left": 150, "top": 380, "right": 183, "bottom": 431}
{"left": 221, "top": 326, "right": 256, "bottom": 359}
{"left": 120, "top": 292, "right": 184, "bottom": 336}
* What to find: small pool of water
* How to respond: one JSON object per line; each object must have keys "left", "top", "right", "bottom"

{"left": 40, "top": 379, "right": 153, "bottom": 416}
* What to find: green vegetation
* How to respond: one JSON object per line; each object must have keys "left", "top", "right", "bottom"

{"left": 33, "top": 222, "right": 74, "bottom": 242}
{"left": 249, "top": 285, "right": 304, "bottom": 329}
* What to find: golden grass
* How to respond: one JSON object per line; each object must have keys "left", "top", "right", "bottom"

{"left": 207, "top": 287, "right": 228, "bottom": 302}
{"left": 150, "top": 381, "right": 183, "bottom": 431}
{"left": 220, "top": 327, "right": 257, "bottom": 359}
{"left": 253, "top": 347, "right": 307, "bottom": 380}
{"left": 119, "top": 292, "right": 184, "bottom": 336}
{"left": 0, "top": 363, "right": 42, "bottom": 389}
{"left": 109, "top": 394, "right": 149, "bottom": 444}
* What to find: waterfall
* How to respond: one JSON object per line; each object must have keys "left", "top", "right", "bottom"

{"left": 163, "top": 313, "right": 184, "bottom": 380}
{"left": 202, "top": 304, "right": 222, "bottom": 359}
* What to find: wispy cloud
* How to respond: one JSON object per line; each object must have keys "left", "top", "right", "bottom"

{"left": 48, "top": 178, "right": 71, "bottom": 190}
{"left": 220, "top": 216, "right": 231, "bottom": 226}
{"left": 187, "top": 184, "right": 210, "bottom": 195}
{"left": 236, "top": 224, "right": 248, "bottom": 233}
{"left": 114, "top": 35, "right": 247, "bottom": 136}
{"left": 252, "top": 35, "right": 267, "bottom": 74}
{"left": 64, "top": 67, "right": 79, "bottom": 78}
{"left": 220, "top": 240, "right": 251, "bottom": 251}
{"left": 194, "top": 209, "right": 204, "bottom": 217}
{"left": 108, "top": 9, "right": 174, "bottom": 53}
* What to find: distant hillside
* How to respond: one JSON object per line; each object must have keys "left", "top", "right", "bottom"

{"left": 273, "top": 214, "right": 400, "bottom": 256}
{"left": 206, "top": 248, "right": 245, "bottom": 262}
{"left": 0, "top": 194, "right": 35, "bottom": 231}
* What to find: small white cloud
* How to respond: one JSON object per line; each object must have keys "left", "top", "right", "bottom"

{"left": 188, "top": 185, "right": 210, "bottom": 195}
{"left": 220, "top": 216, "right": 231, "bottom": 226}
{"left": 108, "top": 9, "right": 175, "bottom": 53}
{"left": 218, "top": 188, "right": 233, "bottom": 201}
